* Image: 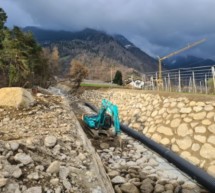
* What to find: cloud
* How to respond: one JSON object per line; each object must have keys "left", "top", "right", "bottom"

{"left": 1, "top": 0, "right": 215, "bottom": 59}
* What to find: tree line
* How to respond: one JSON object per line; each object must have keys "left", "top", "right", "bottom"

{"left": 0, "top": 8, "right": 58, "bottom": 88}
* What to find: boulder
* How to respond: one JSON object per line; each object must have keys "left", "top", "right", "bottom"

{"left": 0, "top": 87, "right": 34, "bottom": 108}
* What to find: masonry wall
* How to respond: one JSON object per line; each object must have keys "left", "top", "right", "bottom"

{"left": 81, "top": 89, "right": 215, "bottom": 177}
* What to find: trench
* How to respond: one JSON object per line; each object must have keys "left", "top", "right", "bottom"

{"left": 70, "top": 100, "right": 211, "bottom": 193}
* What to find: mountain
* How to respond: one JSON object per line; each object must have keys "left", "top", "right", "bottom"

{"left": 164, "top": 55, "right": 215, "bottom": 69}
{"left": 24, "top": 27, "right": 158, "bottom": 81}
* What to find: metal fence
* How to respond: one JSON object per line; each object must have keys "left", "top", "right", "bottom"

{"left": 141, "top": 65, "right": 215, "bottom": 94}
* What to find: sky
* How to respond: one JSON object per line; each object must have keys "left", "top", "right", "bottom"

{"left": 1, "top": 0, "right": 215, "bottom": 59}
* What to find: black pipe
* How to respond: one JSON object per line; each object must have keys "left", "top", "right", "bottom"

{"left": 84, "top": 102, "right": 215, "bottom": 192}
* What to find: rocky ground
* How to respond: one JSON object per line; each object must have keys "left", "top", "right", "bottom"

{"left": 72, "top": 101, "right": 210, "bottom": 193}
{"left": 0, "top": 88, "right": 212, "bottom": 193}
{"left": 0, "top": 92, "right": 113, "bottom": 193}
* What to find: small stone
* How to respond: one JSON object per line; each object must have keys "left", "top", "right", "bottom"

{"left": 59, "top": 166, "right": 70, "bottom": 180}
{"left": 50, "top": 178, "right": 60, "bottom": 186}
{"left": 157, "top": 126, "right": 173, "bottom": 136}
{"left": 154, "top": 184, "right": 165, "bottom": 193}
{"left": 120, "top": 183, "right": 140, "bottom": 193}
{"left": 177, "top": 123, "right": 189, "bottom": 137}
{"left": 194, "top": 126, "right": 206, "bottom": 133}
{"left": 202, "top": 119, "right": 211, "bottom": 126}
{"left": 208, "top": 124, "right": 215, "bottom": 134}
{"left": 207, "top": 165, "right": 215, "bottom": 177}
{"left": 62, "top": 179, "right": 72, "bottom": 190}
{"left": 165, "top": 184, "right": 174, "bottom": 190}
{"left": 12, "top": 168, "right": 22, "bottom": 178}
{"left": 140, "top": 179, "right": 154, "bottom": 193}
{"left": 160, "top": 138, "right": 170, "bottom": 146}
{"left": 170, "top": 118, "right": 181, "bottom": 128}
{"left": 35, "top": 165, "right": 44, "bottom": 171}
{"left": 54, "top": 187, "right": 62, "bottom": 193}
{"left": 44, "top": 136, "right": 57, "bottom": 147}
{"left": 200, "top": 143, "right": 215, "bottom": 159}
{"left": 151, "top": 133, "right": 162, "bottom": 142}
{"left": 78, "top": 153, "right": 86, "bottom": 161}
{"left": 111, "top": 176, "right": 126, "bottom": 184}
{"left": 14, "top": 153, "right": 33, "bottom": 165}
{"left": 27, "top": 172, "right": 39, "bottom": 180}
{"left": 23, "top": 186, "right": 42, "bottom": 193}
{"left": 9, "top": 142, "right": 19, "bottom": 151}
{"left": 193, "top": 106, "right": 203, "bottom": 112}
{"left": 180, "top": 107, "right": 192, "bottom": 114}
{"left": 176, "top": 137, "right": 192, "bottom": 150}
{"left": 191, "top": 112, "right": 206, "bottom": 120}
{"left": 171, "top": 144, "right": 180, "bottom": 152}
{"left": 100, "top": 143, "right": 109, "bottom": 149}
{"left": 46, "top": 161, "right": 60, "bottom": 174}
{"left": 204, "top": 105, "right": 214, "bottom": 111}
{"left": 194, "top": 135, "right": 206, "bottom": 143}
{"left": 108, "top": 170, "right": 119, "bottom": 178}
{"left": 208, "top": 135, "right": 215, "bottom": 145}
{"left": 191, "top": 143, "right": 200, "bottom": 152}
{"left": 0, "top": 178, "right": 8, "bottom": 187}
{"left": 115, "top": 185, "right": 122, "bottom": 193}
{"left": 182, "top": 182, "right": 198, "bottom": 189}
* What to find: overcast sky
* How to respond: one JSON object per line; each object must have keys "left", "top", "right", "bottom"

{"left": 1, "top": 0, "right": 215, "bottom": 59}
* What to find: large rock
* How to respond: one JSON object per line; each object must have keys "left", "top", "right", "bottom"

{"left": 177, "top": 123, "right": 189, "bottom": 137}
{"left": 120, "top": 183, "right": 140, "bottom": 193}
{"left": 176, "top": 137, "right": 192, "bottom": 150}
{"left": 200, "top": 143, "right": 215, "bottom": 159}
{"left": 157, "top": 126, "right": 173, "bottom": 136}
{"left": 0, "top": 87, "right": 35, "bottom": 108}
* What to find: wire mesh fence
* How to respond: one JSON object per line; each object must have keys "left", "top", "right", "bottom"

{"left": 141, "top": 65, "right": 215, "bottom": 94}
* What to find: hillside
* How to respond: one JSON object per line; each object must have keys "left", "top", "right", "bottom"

{"left": 24, "top": 27, "right": 158, "bottom": 81}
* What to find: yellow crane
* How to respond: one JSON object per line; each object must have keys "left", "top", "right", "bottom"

{"left": 157, "top": 38, "right": 207, "bottom": 87}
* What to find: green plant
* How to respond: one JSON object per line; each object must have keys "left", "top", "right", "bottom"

{"left": 113, "top": 70, "right": 123, "bottom": 85}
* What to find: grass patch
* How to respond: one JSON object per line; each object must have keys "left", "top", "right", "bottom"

{"left": 81, "top": 83, "right": 121, "bottom": 88}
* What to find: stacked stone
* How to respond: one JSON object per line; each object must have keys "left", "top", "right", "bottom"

{"left": 80, "top": 89, "right": 215, "bottom": 177}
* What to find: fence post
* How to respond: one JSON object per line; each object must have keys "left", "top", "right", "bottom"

{"left": 189, "top": 77, "right": 192, "bottom": 93}
{"left": 178, "top": 69, "right": 181, "bottom": 92}
{"left": 192, "top": 71, "right": 196, "bottom": 93}
{"left": 212, "top": 67, "right": 215, "bottom": 91}
{"left": 168, "top": 73, "right": 171, "bottom": 92}
{"left": 205, "top": 74, "right": 208, "bottom": 94}
{"left": 151, "top": 76, "right": 154, "bottom": 90}
{"left": 200, "top": 81, "right": 202, "bottom": 93}
{"left": 164, "top": 77, "right": 167, "bottom": 91}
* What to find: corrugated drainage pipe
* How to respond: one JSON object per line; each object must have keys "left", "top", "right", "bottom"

{"left": 84, "top": 102, "right": 215, "bottom": 192}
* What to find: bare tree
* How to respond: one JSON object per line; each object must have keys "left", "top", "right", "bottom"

{"left": 68, "top": 60, "right": 88, "bottom": 89}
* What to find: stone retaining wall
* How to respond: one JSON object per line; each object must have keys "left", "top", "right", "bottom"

{"left": 81, "top": 89, "right": 215, "bottom": 177}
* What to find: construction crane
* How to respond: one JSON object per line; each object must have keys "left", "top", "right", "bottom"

{"left": 157, "top": 38, "right": 207, "bottom": 87}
